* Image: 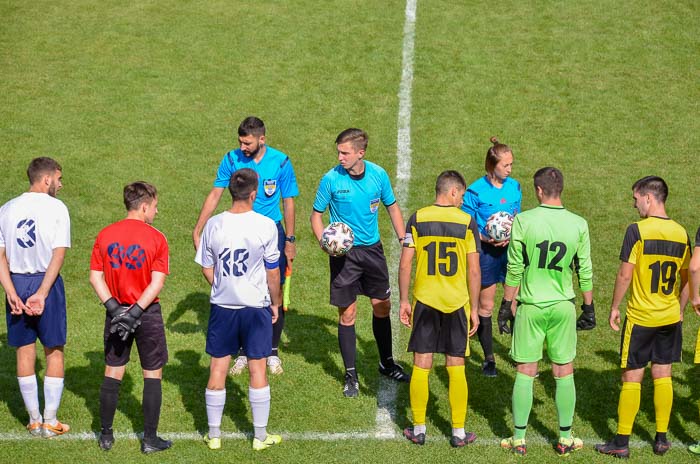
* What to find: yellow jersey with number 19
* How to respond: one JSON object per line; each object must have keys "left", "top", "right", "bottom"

{"left": 619, "top": 216, "right": 691, "bottom": 327}
{"left": 403, "top": 205, "right": 480, "bottom": 313}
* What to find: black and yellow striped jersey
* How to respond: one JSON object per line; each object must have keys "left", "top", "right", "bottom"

{"left": 620, "top": 216, "right": 691, "bottom": 326}
{"left": 404, "top": 205, "right": 480, "bottom": 312}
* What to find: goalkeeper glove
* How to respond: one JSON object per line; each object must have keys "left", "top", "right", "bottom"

{"left": 576, "top": 302, "right": 596, "bottom": 330}
{"left": 103, "top": 297, "right": 125, "bottom": 319}
{"left": 110, "top": 303, "right": 144, "bottom": 341}
{"left": 497, "top": 299, "right": 514, "bottom": 335}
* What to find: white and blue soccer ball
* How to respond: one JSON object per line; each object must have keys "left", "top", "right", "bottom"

{"left": 485, "top": 211, "right": 514, "bottom": 242}
{"left": 322, "top": 222, "right": 354, "bottom": 256}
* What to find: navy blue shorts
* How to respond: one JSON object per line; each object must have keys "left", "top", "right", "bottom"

{"left": 206, "top": 304, "right": 273, "bottom": 359}
{"left": 480, "top": 243, "right": 508, "bottom": 287}
{"left": 276, "top": 222, "right": 288, "bottom": 286}
{"left": 5, "top": 273, "right": 67, "bottom": 348}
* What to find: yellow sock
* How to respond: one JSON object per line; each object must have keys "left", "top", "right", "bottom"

{"left": 446, "top": 365, "right": 467, "bottom": 429}
{"left": 410, "top": 366, "right": 430, "bottom": 425}
{"left": 653, "top": 377, "right": 673, "bottom": 433}
{"left": 617, "top": 382, "right": 641, "bottom": 435}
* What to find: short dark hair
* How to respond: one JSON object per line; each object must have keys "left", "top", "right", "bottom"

{"left": 123, "top": 181, "right": 157, "bottom": 211}
{"left": 435, "top": 170, "right": 466, "bottom": 196}
{"left": 27, "top": 157, "right": 62, "bottom": 185}
{"left": 238, "top": 116, "right": 266, "bottom": 137}
{"left": 485, "top": 136, "right": 512, "bottom": 175}
{"left": 533, "top": 167, "right": 564, "bottom": 198}
{"left": 229, "top": 168, "right": 258, "bottom": 201}
{"left": 335, "top": 128, "right": 368, "bottom": 151}
{"left": 632, "top": 176, "right": 668, "bottom": 203}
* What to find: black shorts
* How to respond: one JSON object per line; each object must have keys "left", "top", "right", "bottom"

{"left": 329, "top": 242, "right": 390, "bottom": 307}
{"left": 104, "top": 303, "right": 168, "bottom": 371}
{"left": 619, "top": 318, "right": 681, "bottom": 369}
{"left": 407, "top": 300, "right": 469, "bottom": 357}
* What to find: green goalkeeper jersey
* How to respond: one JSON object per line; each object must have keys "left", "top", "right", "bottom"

{"left": 505, "top": 204, "right": 593, "bottom": 306}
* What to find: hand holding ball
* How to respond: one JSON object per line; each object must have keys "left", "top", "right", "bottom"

{"left": 321, "top": 222, "right": 354, "bottom": 256}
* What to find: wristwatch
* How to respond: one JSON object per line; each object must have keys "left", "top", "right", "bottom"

{"left": 285, "top": 235, "right": 296, "bottom": 243}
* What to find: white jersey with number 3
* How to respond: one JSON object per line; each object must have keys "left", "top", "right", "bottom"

{"left": 0, "top": 192, "right": 71, "bottom": 273}
{"left": 195, "top": 210, "right": 279, "bottom": 309}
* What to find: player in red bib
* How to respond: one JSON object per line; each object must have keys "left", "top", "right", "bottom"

{"left": 89, "top": 182, "right": 171, "bottom": 454}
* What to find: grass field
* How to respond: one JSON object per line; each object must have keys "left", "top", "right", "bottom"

{"left": 1, "top": 0, "right": 699, "bottom": 462}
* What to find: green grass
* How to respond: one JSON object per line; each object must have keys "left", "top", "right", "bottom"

{"left": 1, "top": 0, "right": 699, "bottom": 462}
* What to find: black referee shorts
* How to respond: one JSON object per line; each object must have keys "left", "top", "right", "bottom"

{"left": 329, "top": 241, "right": 391, "bottom": 307}
{"left": 104, "top": 302, "right": 168, "bottom": 371}
{"left": 407, "top": 300, "right": 469, "bottom": 357}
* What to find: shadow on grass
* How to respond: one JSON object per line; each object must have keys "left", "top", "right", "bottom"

{"left": 585, "top": 348, "right": 697, "bottom": 445}
{"left": 166, "top": 292, "right": 210, "bottom": 334}
{"left": 168, "top": 349, "right": 249, "bottom": 436}
{"left": 0, "top": 334, "right": 38, "bottom": 426}
{"left": 283, "top": 306, "right": 410, "bottom": 430}
{"left": 64, "top": 350, "right": 142, "bottom": 434}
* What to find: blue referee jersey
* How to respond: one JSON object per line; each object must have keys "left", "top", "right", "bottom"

{"left": 214, "top": 146, "right": 299, "bottom": 223}
{"left": 313, "top": 161, "right": 396, "bottom": 246}
{"left": 461, "top": 176, "right": 521, "bottom": 238}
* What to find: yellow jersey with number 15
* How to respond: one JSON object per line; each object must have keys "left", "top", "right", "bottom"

{"left": 403, "top": 205, "right": 481, "bottom": 313}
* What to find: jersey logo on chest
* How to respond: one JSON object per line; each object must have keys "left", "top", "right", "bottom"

{"left": 263, "top": 179, "right": 277, "bottom": 197}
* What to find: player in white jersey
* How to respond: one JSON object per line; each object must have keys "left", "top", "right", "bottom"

{"left": 195, "top": 168, "right": 282, "bottom": 451}
{"left": 0, "top": 157, "right": 71, "bottom": 437}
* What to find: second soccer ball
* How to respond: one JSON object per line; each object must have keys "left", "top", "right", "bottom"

{"left": 485, "top": 211, "right": 514, "bottom": 242}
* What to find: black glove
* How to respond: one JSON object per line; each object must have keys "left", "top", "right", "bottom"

{"left": 103, "top": 297, "right": 125, "bottom": 319}
{"left": 497, "top": 299, "right": 514, "bottom": 335}
{"left": 110, "top": 303, "right": 144, "bottom": 341}
{"left": 576, "top": 302, "right": 596, "bottom": 330}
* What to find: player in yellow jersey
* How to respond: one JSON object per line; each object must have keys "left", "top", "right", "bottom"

{"left": 596, "top": 176, "right": 690, "bottom": 459}
{"left": 398, "top": 170, "right": 481, "bottom": 447}
{"left": 687, "top": 225, "right": 700, "bottom": 455}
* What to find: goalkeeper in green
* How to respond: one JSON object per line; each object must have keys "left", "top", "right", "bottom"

{"left": 498, "top": 167, "right": 594, "bottom": 457}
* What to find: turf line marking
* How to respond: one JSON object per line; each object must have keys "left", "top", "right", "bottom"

{"left": 375, "top": 0, "right": 418, "bottom": 439}
{"left": 0, "top": 431, "right": 663, "bottom": 448}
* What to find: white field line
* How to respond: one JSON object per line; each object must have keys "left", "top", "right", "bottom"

{"left": 0, "top": 430, "right": 664, "bottom": 448}
{"left": 375, "top": 0, "right": 418, "bottom": 439}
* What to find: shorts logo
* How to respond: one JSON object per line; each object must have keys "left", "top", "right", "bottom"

{"left": 16, "top": 219, "right": 36, "bottom": 248}
{"left": 263, "top": 180, "right": 277, "bottom": 197}
{"left": 107, "top": 242, "right": 146, "bottom": 270}
{"left": 370, "top": 198, "right": 380, "bottom": 213}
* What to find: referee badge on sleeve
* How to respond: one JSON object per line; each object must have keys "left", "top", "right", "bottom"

{"left": 263, "top": 179, "right": 277, "bottom": 197}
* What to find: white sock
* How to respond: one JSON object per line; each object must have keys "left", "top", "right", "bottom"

{"left": 18, "top": 375, "right": 42, "bottom": 423}
{"left": 43, "top": 376, "right": 64, "bottom": 425}
{"left": 249, "top": 385, "right": 271, "bottom": 438}
{"left": 413, "top": 424, "right": 426, "bottom": 435}
{"left": 452, "top": 427, "right": 466, "bottom": 439}
{"left": 205, "top": 388, "right": 226, "bottom": 438}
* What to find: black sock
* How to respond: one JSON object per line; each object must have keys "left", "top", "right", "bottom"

{"left": 100, "top": 376, "right": 121, "bottom": 434}
{"left": 477, "top": 316, "right": 494, "bottom": 360}
{"left": 614, "top": 434, "right": 630, "bottom": 447}
{"left": 655, "top": 432, "right": 667, "bottom": 443}
{"left": 271, "top": 307, "right": 285, "bottom": 357}
{"left": 338, "top": 324, "right": 357, "bottom": 376}
{"left": 143, "top": 378, "right": 162, "bottom": 441}
{"left": 372, "top": 315, "right": 393, "bottom": 367}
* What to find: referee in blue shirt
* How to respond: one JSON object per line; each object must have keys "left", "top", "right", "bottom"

{"left": 194, "top": 116, "right": 298, "bottom": 375}
{"left": 311, "top": 128, "right": 409, "bottom": 397}
{"left": 461, "top": 137, "right": 521, "bottom": 377}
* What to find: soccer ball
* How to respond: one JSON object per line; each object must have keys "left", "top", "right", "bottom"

{"left": 485, "top": 211, "right": 514, "bottom": 242}
{"left": 321, "top": 222, "right": 354, "bottom": 256}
